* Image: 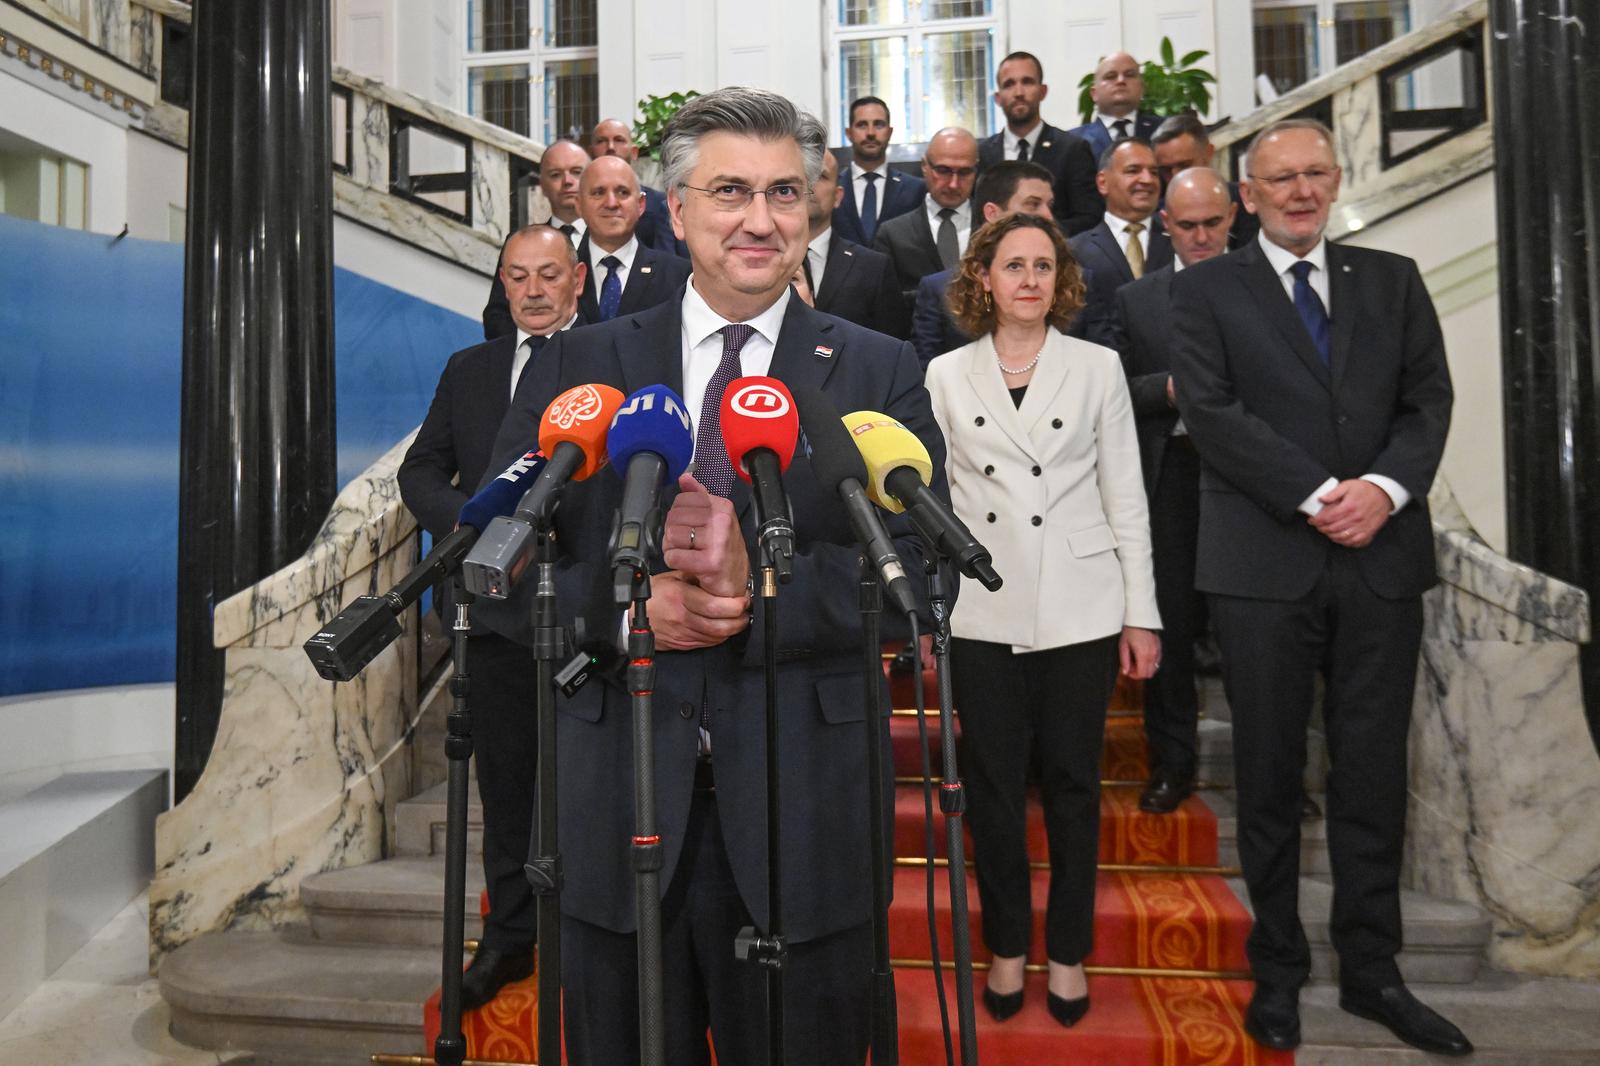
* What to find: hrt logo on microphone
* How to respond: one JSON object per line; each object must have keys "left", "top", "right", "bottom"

{"left": 729, "top": 382, "right": 792, "bottom": 419}
{"left": 547, "top": 385, "right": 611, "bottom": 429}
{"left": 495, "top": 450, "right": 543, "bottom": 483}
{"left": 614, "top": 389, "right": 691, "bottom": 431}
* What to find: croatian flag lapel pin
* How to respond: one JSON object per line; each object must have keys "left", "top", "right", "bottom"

{"left": 814, "top": 345, "right": 834, "bottom": 359}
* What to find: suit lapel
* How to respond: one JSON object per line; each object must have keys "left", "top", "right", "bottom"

{"left": 910, "top": 205, "right": 942, "bottom": 270}
{"left": 1327, "top": 243, "right": 1358, "bottom": 395}
{"left": 967, "top": 335, "right": 1039, "bottom": 463}
{"left": 1236, "top": 243, "right": 1332, "bottom": 391}
{"left": 617, "top": 246, "right": 659, "bottom": 316}
{"left": 1091, "top": 223, "right": 1133, "bottom": 287}
{"left": 815, "top": 238, "right": 851, "bottom": 308}
{"left": 618, "top": 296, "right": 686, "bottom": 398}
{"left": 1019, "top": 330, "right": 1071, "bottom": 439}
{"left": 576, "top": 234, "right": 599, "bottom": 321}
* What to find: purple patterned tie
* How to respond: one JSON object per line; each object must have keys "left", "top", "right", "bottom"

{"left": 693, "top": 324, "right": 754, "bottom": 497}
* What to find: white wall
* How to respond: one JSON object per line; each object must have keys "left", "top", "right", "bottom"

{"left": 0, "top": 71, "right": 126, "bottom": 236}
{"left": 123, "top": 130, "right": 187, "bottom": 243}
{"left": 0, "top": 686, "right": 173, "bottom": 804}
{"left": 332, "top": 214, "right": 492, "bottom": 321}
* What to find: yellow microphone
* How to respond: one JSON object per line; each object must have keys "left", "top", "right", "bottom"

{"left": 841, "top": 412, "right": 934, "bottom": 515}
{"left": 841, "top": 409, "right": 1002, "bottom": 591}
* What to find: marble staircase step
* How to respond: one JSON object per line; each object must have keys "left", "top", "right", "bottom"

{"left": 393, "top": 780, "right": 481, "bottom": 858}
{"left": 299, "top": 857, "right": 483, "bottom": 947}
{"left": 1205, "top": 788, "right": 1332, "bottom": 875}
{"left": 1224, "top": 875, "right": 1491, "bottom": 985}
{"left": 160, "top": 930, "right": 438, "bottom": 1064}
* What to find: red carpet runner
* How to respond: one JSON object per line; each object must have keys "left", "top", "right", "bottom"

{"left": 421, "top": 657, "right": 1290, "bottom": 1064}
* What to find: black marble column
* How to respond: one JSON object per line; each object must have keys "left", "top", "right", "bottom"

{"left": 175, "top": 0, "right": 337, "bottom": 801}
{"left": 1489, "top": 0, "right": 1600, "bottom": 748}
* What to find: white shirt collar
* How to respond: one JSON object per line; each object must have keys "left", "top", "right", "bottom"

{"left": 808, "top": 227, "right": 832, "bottom": 259}
{"left": 925, "top": 196, "right": 971, "bottom": 230}
{"left": 851, "top": 161, "right": 887, "bottom": 183}
{"left": 1257, "top": 230, "right": 1328, "bottom": 280}
{"left": 1096, "top": 111, "right": 1140, "bottom": 133}
{"left": 1104, "top": 209, "right": 1153, "bottom": 235}
{"left": 681, "top": 277, "right": 792, "bottom": 350}
{"left": 551, "top": 215, "right": 586, "bottom": 239}
{"left": 588, "top": 233, "right": 639, "bottom": 275}
{"left": 1003, "top": 120, "right": 1045, "bottom": 156}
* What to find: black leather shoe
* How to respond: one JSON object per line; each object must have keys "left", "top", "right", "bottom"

{"left": 459, "top": 946, "right": 535, "bottom": 1012}
{"left": 1340, "top": 983, "right": 1473, "bottom": 1056}
{"left": 1046, "top": 991, "right": 1090, "bottom": 1027}
{"left": 982, "top": 985, "right": 1024, "bottom": 1022}
{"left": 1139, "top": 768, "right": 1195, "bottom": 814}
{"left": 1244, "top": 984, "right": 1301, "bottom": 1050}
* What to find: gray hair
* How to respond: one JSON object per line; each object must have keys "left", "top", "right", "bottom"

{"left": 1243, "top": 117, "right": 1335, "bottom": 178}
{"left": 502, "top": 223, "right": 579, "bottom": 267}
{"left": 1152, "top": 112, "right": 1210, "bottom": 148}
{"left": 658, "top": 87, "right": 827, "bottom": 193}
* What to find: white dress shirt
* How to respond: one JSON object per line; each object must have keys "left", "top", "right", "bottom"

{"left": 1096, "top": 112, "right": 1143, "bottom": 138}
{"left": 850, "top": 162, "right": 888, "bottom": 223}
{"left": 587, "top": 233, "right": 639, "bottom": 296}
{"left": 1003, "top": 120, "right": 1045, "bottom": 161}
{"left": 510, "top": 314, "right": 580, "bottom": 402}
{"left": 1257, "top": 232, "right": 1409, "bottom": 516}
{"left": 679, "top": 279, "right": 787, "bottom": 465}
{"left": 924, "top": 196, "right": 972, "bottom": 255}
{"left": 806, "top": 228, "right": 832, "bottom": 292}
{"left": 1104, "top": 210, "right": 1154, "bottom": 264}
{"left": 550, "top": 215, "right": 587, "bottom": 241}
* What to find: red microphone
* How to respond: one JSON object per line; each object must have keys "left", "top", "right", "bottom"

{"left": 720, "top": 377, "right": 797, "bottom": 577}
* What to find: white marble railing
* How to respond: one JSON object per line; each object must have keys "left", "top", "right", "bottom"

{"left": 1212, "top": 0, "right": 1491, "bottom": 243}
{"left": 148, "top": 436, "right": 425, "bottom": 961}
{"left": 1406, "top": 481, "right": 1600, "bottom": 977}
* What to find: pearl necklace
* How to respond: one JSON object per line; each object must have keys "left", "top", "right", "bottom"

{"left": 996, "top": 339, "right": 1045, "bottom": 376}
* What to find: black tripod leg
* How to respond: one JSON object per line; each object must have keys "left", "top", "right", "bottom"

{"left": 860, "top": 561, "right": 899, "bottom": 1065}
{"left": 435, "top": 592, "right": 473, "bottom": 1066}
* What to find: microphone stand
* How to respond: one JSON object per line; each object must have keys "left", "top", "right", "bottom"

{"left": 855, "top": 557, "right": 899, "bottom": 1065}
{"left": 621, "top": 567, "right": 667, "bottom": 1066}
{"left": 921, "top": 554, "right": 979, "bottom": 1066}
{"left": 522, "top": 527, "right": 566, "bottom": 1066}
{"left": 735, "top": 555, "right": 788, "bottom": 1066}
{"left": 433, "top": 578, "right": 474, "bottom": 1066}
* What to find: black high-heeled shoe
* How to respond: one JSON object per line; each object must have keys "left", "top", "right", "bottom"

{"left": 983, "top": 985, "right": 1025, "bottom": 1021}
{"left": 1047, "top": 990, "right": 1090, "bottom": 1027}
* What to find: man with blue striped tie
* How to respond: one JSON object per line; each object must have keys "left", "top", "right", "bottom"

{"left": 574, "top": 155, "right": 692, "bottom": 324}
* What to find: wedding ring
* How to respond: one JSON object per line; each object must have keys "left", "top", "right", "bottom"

{"left": 689, "top": 526, "right": 697, "bottom": 548}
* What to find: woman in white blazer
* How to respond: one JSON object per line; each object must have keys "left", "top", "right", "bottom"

{"left": 926, "top": 212, "right": 1161, "bottom": 1027}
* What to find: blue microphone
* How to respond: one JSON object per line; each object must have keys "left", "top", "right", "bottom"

{"left": 606, "top": 385, "right": 694, "bottom": 602}
{"left": 457, "top": 449, "right": 548, "bottom": 531}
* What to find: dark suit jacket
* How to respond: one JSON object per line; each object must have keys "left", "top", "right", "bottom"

{"left": 911, "top": 265, "right": 1121, "bottom": 366}
{"left": 1109, "top": 265, "right": 1181, "bottom": 495}
{"left": 1067, "top": 112, "right": 1164, "bottom": 163}
{"left": 1069, "top": 217, "right": 1175, "bottom": 293}
{"left": 813, "top": 234, "right": 909, "bottom": 339}
{"left": 977, "top": 122, "right": 1103, "bottom": 236}
{"left": 872, "top": 201, "right": 947, "bottom": 304}
{"left": 576, "top": 235, "right": 693, "bottom": 323}
{"left": 636, "top": 183, "right": 687, "bottom": 258}
{"left": 472, "top": 293, "right": 948, "bottom": 945}
{"left": 832, "top": 164, "right": 926, "bottom": 246}
{"left": 1170, "top": 240, "right": 1453, "bottom": 601}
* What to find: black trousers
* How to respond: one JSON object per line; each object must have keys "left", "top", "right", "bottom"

{"left": 1208, "top": 549, "right": 1421, "bottom": 992}
{"left": 560, "top": 791, "right": 874, "bottom": 1066}
{"left": 950, "top": 635, "right": 1119, "bottom": 964}
{"left": 1145, "top": 436, "right": 1204, "bottom": 778}
{"left": 466, "top": 632, "right": 539, "bottom": 953}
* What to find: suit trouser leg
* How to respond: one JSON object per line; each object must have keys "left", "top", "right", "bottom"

{"left": 1320, "top": 552, "right": 1419, "bottom": 990}
{"left": 1208, "top": 588, "right": 1324, "bottom": 990}
{"left": 951, "top": 638, "right": 1037, "bottom": 959}
{"left": 1144, "top": 438, "right": 1203, "bottom": 778}
{"left": 560, "top": 791, "right": 873, "bottom": 1066}
{"left": 466, "top": 632, "right": 539, "bottom": 953}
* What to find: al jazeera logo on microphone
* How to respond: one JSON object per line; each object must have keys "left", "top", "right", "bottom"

{"left": 546, "top": 383, "right": 612, "bottom": 429}
{"left": 729, "top": 381, "right": 792, "bottom": 419}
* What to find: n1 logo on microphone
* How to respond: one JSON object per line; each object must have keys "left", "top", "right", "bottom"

{"left": 729, "top": 382, "right": 792, "bottom": 419}
{"left": 613, "top": 388, "right": 691, "bottom": 431}
{"left": 546, "top": 385, "right": 613, "bottom": 429}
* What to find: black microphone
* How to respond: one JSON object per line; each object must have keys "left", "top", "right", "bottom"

{"left": 793, "top": 388, "right": 918, "bottom": 617}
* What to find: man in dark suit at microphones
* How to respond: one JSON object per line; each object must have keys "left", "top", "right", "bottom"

{"left": 977, "top": 50, "right": 1102, "bottom": 236}
{"left": 574, "top": 155, "right": 691, "bottom": 324}
{"left": 1171, "top": 118, "right": 1466, "bottom": 1057}
{"left": 801, "top": 147, "right": 909, "bottom": 338}
{"left": 396, "top": 224, "right": 588, "bottom": 1011}
{"left": 471, "top": 87, "right": 946, "bottom": 1066}
{"left": 1107, "top": 167, "right": 1235, "bottom": 816}
{"left": 832, "top": 95, "right": 926, "bottom": 246}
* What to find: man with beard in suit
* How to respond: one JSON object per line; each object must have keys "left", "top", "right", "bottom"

{"left": 1170, "top": 118, "right": 1466, "bottom": 1057}
{"left": 873, "top": 126, "right": 979, "bottom": 303}
{"left": 977, "top": 50, "right": 1102, "bottom": 235}
{"left": 1068, "top": 52, "right": 1164, "bottom": 161}
{"left": 833, "top": 95, "right": 927, "bottom": 246}
{"left": 574, "top": 155, "right": 691, "bottom": 323}
{"left": 802, "top": 146, "right": 908, "bottom": 337}
{"left": 397, "top": 224, "right": 587, "bottom": 1011}
{"left": 1108, "top": 168, "right": 1235, "bottom": 815}
{"left": 472, "top": 86, "right": 945, "bottom": 1066}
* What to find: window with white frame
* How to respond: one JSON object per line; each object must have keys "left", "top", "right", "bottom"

{"left": 1252, "top": 0, "right": 1412, "bottom": 98}
{"left": 828, "top": 0, "right": 1003, "bottom": 147}
{"left": 463, "top": 0, "right": 599, "bottom": 144}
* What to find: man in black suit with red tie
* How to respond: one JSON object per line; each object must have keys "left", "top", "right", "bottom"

{"left": 473, "top": 87, "right": 944, "bottom": 1066}
{"left": 573, "top": 155, "right": 691, "bottom": 323}
{"left": 1170, "top": 119, "right": 1467, "bottom": 1057}
{"left": 977, "top": 50, "right": 1103, "bottom": 235}
{"left": 397, "top": 225, "right": 588, "bottom": 1011}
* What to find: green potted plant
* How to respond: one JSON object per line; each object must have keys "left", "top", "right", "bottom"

{"left": 1076, "top": 38, "right": 1216, "bottom": 124}
{"left": 632, "top": 91, "right": 701, "bottom": 162}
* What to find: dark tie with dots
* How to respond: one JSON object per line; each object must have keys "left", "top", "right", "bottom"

{"left": 693, "top": 324, "right": 754, "bottom": 498}
{"left": 558, "top": 222, "right": 577, "bottom": 242}
{"left": 1291, "top": 260, "right": 1331, "bottom": 366}
{"left": 860, "top": 171, "right": 881, "bottom": 242}
{"left": 1112, "top": 118, "right": 1130, "bottom": 140}
{"left": 598, "top": 255, "right": 623, "bottom": 321}
{"left": 1017, "top": 137, "right": 1030, "bottom": 163}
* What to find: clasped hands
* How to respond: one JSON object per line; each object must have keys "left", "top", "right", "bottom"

{"left": 1309, "top": 478, "right": 1391, "bottom": 548}
{"left": 651, "top": 472, "right": 753, "bottom": 651}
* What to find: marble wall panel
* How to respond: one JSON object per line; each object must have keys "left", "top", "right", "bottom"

{"left": 1333, "top": 78, "right": 1382, "bottom": 193}
{"left": 350, "top": 92, "right": 390, "bottom": 192}
{"left": 471, "top": 141, "right": 510, "bottom": 245}
{"left": 89, "top": 0, "right": 130, "bottom": 60}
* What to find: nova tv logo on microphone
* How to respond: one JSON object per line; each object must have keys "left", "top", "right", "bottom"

{"left": 730, "top": 382, "right": 791, "bottom": 419}
{"left": 547, "top": 385, "right": 612, "bottom": 429}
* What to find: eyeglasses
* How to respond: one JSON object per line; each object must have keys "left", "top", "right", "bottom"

{"left": 1249, "top": 167, "right": 1339, "bottom": 191}
{"left": 683, "top": 182, "right": 806, "bottom": 211}
{"left": 926, "top": 165, "right": 977, "bottom": 180}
